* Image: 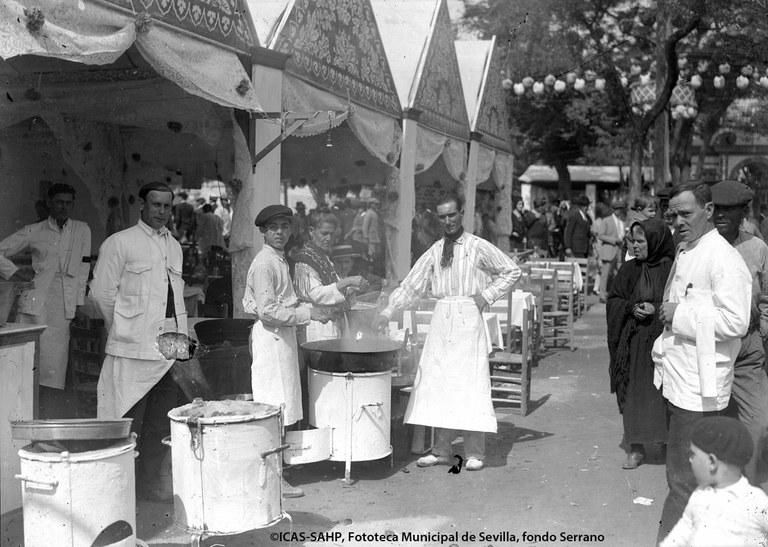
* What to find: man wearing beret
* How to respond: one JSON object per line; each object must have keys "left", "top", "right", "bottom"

{"left": 653, "top": 182, "right": 752, "bottom": 541}
{"left": 711, "top": 179, "right": 768, "bottom": 488}
{"left": 242, "top": 204, "right": 327, "bottom": 498}
{"left": 91, "top": 181, "right": 187, "bottom": 500}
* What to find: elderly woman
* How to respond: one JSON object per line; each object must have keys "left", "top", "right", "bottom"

{"left": 607, "top": 218, "right": 675, "bottom": 469}
{"left": 293, "top": 212, "right": 368, "bottom": 341}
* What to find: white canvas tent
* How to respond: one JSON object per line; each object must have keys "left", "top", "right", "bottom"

{"left": 455, "top": 37, "right": 514, "bottom": 250}
{"left": 372, "top": 0, "right": 471, "bottom": 277}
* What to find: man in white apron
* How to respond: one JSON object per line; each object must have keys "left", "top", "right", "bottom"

{"left": 375, "top": 193, "right": 521, "bottom": 471}
{"left": 91, "top": 182, "right": 187, "bottom": 501}
{"left": 243, "top": 204, "right": 328, "bottom": 498}
{"left": 0, "top": 183, "right": 91, "bottom": 414}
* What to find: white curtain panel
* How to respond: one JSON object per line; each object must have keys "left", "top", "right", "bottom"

{"left": 442, "top": 138, "right": 468, "bottom": 183}
{"left": 282, "top": 76, "right": 402, "bottom": 166}
{"left": 0, "top": 0, "right": 262, "bottom": 112}
{"left": 476, "top": 144, "right": 496, "bottom": 184}
{"left": 492, "top": 152, "right": 514, "bottom": 236}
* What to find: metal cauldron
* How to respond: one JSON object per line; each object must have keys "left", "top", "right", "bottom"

{"left": 301, "top": 338, "right": 401, "bottom": 373}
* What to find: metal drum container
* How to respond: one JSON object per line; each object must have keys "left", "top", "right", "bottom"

{"left": 166, "top": 400, "right": 286, "bottom": 536}
{"left": 308, "top": 368, "right": 392, "bottom": 462}
{"left": 16, "top": 437, "right": 136, "bottom": 547}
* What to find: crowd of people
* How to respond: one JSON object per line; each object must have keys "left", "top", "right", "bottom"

{"left": 7, "top": 177, "right": 768, "bottom": 543}
{"left": 604, "top": 180, "right": 768, "bottom": 544}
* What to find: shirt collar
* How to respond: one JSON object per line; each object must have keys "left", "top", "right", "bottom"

{"left": 138, "top": 219, "right": 169, "bottom": 237}
{"left": 681, "top": 227, "right": 718, "bottom": 252}
{"left": 263, "top": 244, "right": 286, "bottom": 261}
{"left": 706, "top": 476, "right": 751, "bottom": 497}
{"left": 47, "top": 217, "right": 69, "bottom": 231}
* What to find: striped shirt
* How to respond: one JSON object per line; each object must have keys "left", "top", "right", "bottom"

{"left": 382, "top": 232, "right": 521, "bottom": 317}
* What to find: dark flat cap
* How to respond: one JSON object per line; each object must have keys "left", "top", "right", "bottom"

{"left": 711, "top": 180, "right": 754, "bottom": 206}
{"left": 656, "top": 186, "right": 674, "bottom": 199}
{"left": 138, "top": 182, "right": 174, "bottom": 200}
{"left": 573, "top": 194, "right": 590, "bottom": 206}
{"left": 254, "top": 204, "right": 293, "bottom": 227}
{"left": 690, "top": 416, "right": 753, "bottom": 468}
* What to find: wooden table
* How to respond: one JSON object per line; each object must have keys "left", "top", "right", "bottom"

{"left": 0, "top": 323, "right": 44, "bottom": 515}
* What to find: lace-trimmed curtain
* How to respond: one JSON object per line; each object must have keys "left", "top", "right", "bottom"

{"left": 0, "top": 0, "right": 262, "bottom": 113}
{"left": 414, "top": 126, "right": 467, "bottom": 181}
{"left": 282, "top": 76, "right": 402, "bottom": 166}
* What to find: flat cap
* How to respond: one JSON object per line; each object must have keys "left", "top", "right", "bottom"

{"left": 254, "top": 204, "right": 293, "bottom": 227}
{"left": 711, "top": 180, "right": 754, "bottom": 206}
{"left": 138, "top": 181, "right": 174, "bottom": 200}
{"left": 690, "top": 416, "right": 753, "bottom": 468}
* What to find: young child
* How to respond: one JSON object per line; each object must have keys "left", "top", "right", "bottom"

{"left": 660, "top": 416, "right": 768, "bottom": 546}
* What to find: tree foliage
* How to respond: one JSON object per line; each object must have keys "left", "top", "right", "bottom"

{"left": 463, "top": 0, "right": 768, "bottom": 198}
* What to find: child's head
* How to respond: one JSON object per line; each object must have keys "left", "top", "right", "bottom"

{"left": 689, "top": 416, "right": 753, "bottom": 487}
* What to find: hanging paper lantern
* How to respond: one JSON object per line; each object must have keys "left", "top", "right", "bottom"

{"left": 760, "top": 76, "right": 768, "bottom": 88}
{"left": 532, "top": 82, "right": 544, "bottom": 94}
{"left": 677, "top": 57, "right": 688, "bottom": 69}
{"left": 630, "top": 64, "right": 642, "bottom": 76}
{"left": 502, "top": 78, "right": 513, "bottom": 90}
{"left": 742, "top": 65, "right": 754, "bottom": 76}
{"left": 594, "top": 78, "right": 606, "bottom": 91}
{"left": 584, "top": 70, "right": 597, "bottom": 81}
{"left": 718, "top": 63, "right": 731, "bottom": 74}
{"left": 736, "top": 75, "right": 750, "bottom": 89}
{"left": 522, "top": 76, "right": 534, "bottom": 88}
{"left": 686, "top": 106, "right": 697, "bottom": 118}
{"left": 554, "top": 80, "right": 566, "bottom": 92}
{"left": 513, "top": 83, "right": 525, "bottom": 95}
{"left": 690, "top": 74, "right": 702, "bottom": 88}
{"left": 544, "top": 74, "right": 556, "bottom": 86}
{"left": 714, "top": 75, "right": 725, "bottom": 89}
{"left": 574, "top": 78, "right": 585, "bottom": 91}
{"left": 697, "top": 60, "right": 709, "bottom": 73}
{"left": 565, "top": 72, "right": 577, "bottom": 84}
{"left": 620, "top": 76, "right": 629, "bottom": 87}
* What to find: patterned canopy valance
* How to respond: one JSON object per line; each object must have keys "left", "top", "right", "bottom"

{"left": 269, "top": 0, "right": 401, "bottom": 118}
{"left": 102, "top": 0, "right": 258, "bottom": 54}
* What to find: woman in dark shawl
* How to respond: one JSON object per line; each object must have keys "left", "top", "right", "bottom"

{"left": 606, "top": 218, "right": 676, "bottom": 469}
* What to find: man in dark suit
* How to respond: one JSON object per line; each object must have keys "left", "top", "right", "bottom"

{"left": 564, "top": 194, "right": 592, "bottom": 258}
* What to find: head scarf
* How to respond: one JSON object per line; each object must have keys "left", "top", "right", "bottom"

{"left": 630, "top": 218, "right": 676, "bottom": 302}
{"left": 631, "top": 218, "right": 676, "bottom": 266}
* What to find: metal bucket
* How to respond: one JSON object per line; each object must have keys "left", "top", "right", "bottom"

{"left": 166, "top": 400, "right": 285, "bottom": 535}
{"left": 16, "top": 437, "right": 136, "bottom": 547}
{"left": 308, "top": 369, "right": 392, "bottom": 462}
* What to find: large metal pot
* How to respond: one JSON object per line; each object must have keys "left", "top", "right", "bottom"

{"left": 301, "top": 338, "right": 401, "bottom": 373}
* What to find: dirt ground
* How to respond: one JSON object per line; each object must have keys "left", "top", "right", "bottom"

{"left": 1, "top": 300, "right": 668, "bottom": 547}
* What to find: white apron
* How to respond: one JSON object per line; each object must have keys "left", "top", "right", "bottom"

{"left": 251, "top": 320, "right": 302, "bottom": 426}
{"left": 97, "top": 354, "right": 174, "bottom": 418}
{"left": 96, "top": 316, "right": 177, "bottom": 418}
{"left": 18, "top": 274, "right": 70, "bottom": 389}
{"left": 405, "top": 296, "right": 497, "bottom": 433}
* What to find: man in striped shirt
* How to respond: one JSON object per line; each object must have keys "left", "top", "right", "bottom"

{"left": 375, "top": 193, "right": 521, "bottom": 471}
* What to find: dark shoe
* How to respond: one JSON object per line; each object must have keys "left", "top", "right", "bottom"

{"left": 622, "top": 452, "right": 644, "bottom": 470}
{"left": 282, "top": 478, "right": 304, "bottom": 498}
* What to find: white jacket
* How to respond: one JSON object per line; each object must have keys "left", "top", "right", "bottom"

{"left": 0, "top": 218, "right": 91, "bottom": 318}
{"left": 89, "top": 221, "right": 187, "bottom": 360}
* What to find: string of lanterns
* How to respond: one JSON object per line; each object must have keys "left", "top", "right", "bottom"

{"left": 502, "top": 59, "right": 768, "bottom": 121}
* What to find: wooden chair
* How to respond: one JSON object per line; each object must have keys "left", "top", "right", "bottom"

{"left": 489, "top": 304, "right": 535, "bottom": 415}
{"left": 566, "top": 257, "right": 590, "bottom": 315}
{"left": 69, "top": 322, "right": 106, "bottom": 417}
{"left": 534, "top": 269, "right": 575, "bottom": 351}
{"left": 547, "top": 261, "right": 579, "bottom": 320}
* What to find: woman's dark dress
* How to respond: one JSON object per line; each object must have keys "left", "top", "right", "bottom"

{"left": 606, "top": 219, "right": 675, "bottom": 445}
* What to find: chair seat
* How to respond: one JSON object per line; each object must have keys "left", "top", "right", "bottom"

{"left": 489, "top": 352, "right": 525, "bottom": 365}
